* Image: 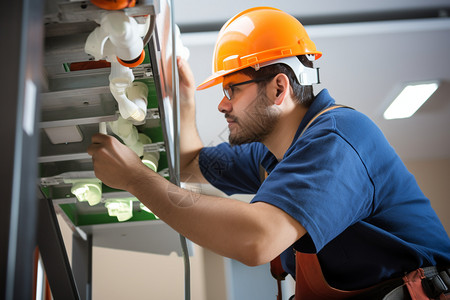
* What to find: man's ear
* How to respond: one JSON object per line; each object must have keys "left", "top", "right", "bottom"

{"left": 271, "top": 73, "right": 290, "bottom": 105}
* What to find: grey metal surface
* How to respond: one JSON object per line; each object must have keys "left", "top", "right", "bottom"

{"left": 79, "top": 220, "right": 192, "bottom": 256}
{"left": 72, "top": 233, "right": 93, "bottom": 300}
{"left": 45, "top": 0, "right": 159, "bottom": 24}
{"left": 35, "top": 1, "right": 190, "bottom": 299}
{"left": 1, "top": 0, "right": 44, "bottom": 298}
{"left": 38, "top": 196, "right": 80, "bottom": 300}
{"left": 39, "top": 0, "right": 183, "bottom": 257}
{"left": 0, "top": 0, "right": 187, "bottom": 298}
{"left": 39, "top": 24, "right": 158, "bottom": 172}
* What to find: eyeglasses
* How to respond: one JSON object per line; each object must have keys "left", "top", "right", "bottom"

{"left": 223, "top": 74, "right": 276, "bottom": 100}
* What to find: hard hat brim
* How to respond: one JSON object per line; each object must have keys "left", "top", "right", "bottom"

{"left": 196, "top": 69, "right": 234, "bottom": 90}
{"left": 196, "top": 74, "right": 223, "bottom": 91}
{"left": 196, "top": 52, "right": 322, "bottom": 91}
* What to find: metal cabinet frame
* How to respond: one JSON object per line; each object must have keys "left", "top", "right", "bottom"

{"left": 1, "top": 0, "right": 188, "bottom": 299}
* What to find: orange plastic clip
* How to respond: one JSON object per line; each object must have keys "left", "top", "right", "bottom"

{"left": 117, "top": 50, "right": 145, "bottom": 68}
{"left": 90, "top": 0, "right": 136, "bottom": 10}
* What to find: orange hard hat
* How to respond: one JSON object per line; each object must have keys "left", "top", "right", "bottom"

{"left": 197, "top": 7, "right": 322, "bottom": 90}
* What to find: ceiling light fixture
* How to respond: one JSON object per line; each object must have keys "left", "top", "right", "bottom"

{"left": 383, "top": 81, "right": 439, "bottom": 120}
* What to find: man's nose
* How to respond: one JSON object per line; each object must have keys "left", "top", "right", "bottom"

{"left": 218, "top": 96, "right": 232, "bottom": 114}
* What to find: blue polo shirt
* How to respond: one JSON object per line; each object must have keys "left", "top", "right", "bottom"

{"left": 199, "top": 89, "right": 450, "bottom": 290}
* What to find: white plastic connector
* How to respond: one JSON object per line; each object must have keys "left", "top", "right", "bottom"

{"left": 85, "top": 12, "right": 148, "bottom": 122}
{"left": 105, "top": 199, "right": 133, "bottom": 222}
{"left": 126, "top": 81, "right": 148, "bottom": 121}
{"left": 109, "top": 60, "right": 134, "bottom": 83}
{"left": 85, "top": 26, "right": 110, "bottom": 61}
{"left": 108, "top": 116, "right": 144, "bottom": 156}
{"left": 101, "top": 12, "right": 144, "bottom": 62}
{"left": 108, "top": 117, "right": 160, "bottom": 171}
{"left": 142, "top": 152, "right": 160, "bottom": 172}
{"left": 138, "top": 134, "right": 160, "bottom": 172}
{"left": 68, "top": 179, "right": 102, "bottom": 206}
{"left": 109, "top": 62, "right": 148, "bottom": 122}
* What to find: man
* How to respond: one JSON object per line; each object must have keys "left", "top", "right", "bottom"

{"left": 89, "top": 7, "right": 450, "bottom": 299}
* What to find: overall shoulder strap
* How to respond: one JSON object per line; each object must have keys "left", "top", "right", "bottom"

{"left": 299, "top": 105, "right": 351, "bottom": 138}
{"left": 268, "top": 104, "right": 352, "bottom": 300}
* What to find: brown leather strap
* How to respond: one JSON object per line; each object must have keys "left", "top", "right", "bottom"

{"left": 294, "top": 105, "right": 358, "bottom": 300}
{"left": 299, "top": 105, "right": 349, "bottom": 138}
{"left": 403, "top": 268, "right": 428, "bottom": 300}
{"left": 269, "top": 105, "right": 350, "bottom": 300}
{"left": 271, "top": 255, "right": 288, "bottom": 300}
{"left": 267, "top": 166, "right": 287, "bottom": 300}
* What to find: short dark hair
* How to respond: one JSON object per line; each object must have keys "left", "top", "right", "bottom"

{"left": 238, "top": 55, "right": 315, "bottom": 107}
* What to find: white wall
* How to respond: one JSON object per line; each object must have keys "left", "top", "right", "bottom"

{"left": 57, "top": 215, "right": 209, "bottom": 300}
{"left": 404, "top": 158, "right": 450, "bottom": 234}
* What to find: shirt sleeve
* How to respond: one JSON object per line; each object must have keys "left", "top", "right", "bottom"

{"left": 199, "top": 142, "right": 267, "bottom": 195}
{"left": 251, "top": 128, "right": 374, "bottom": 253}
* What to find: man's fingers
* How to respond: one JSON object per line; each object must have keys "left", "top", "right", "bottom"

{"left": 91, "top": 132, "right": 109, "bottom": 144}
{"left": 88, "top": 133, "right": 113, "bottom": 156}
{"left": 87, "top": 142, "right": 102, "bottom": 157}
{"left": 177, "top": 57, "right": 195, "bottom": 87}
{"left": 177, "top": 57, "right": 187, "bottom": 82}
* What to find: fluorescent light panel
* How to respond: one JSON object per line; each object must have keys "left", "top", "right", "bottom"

{"left": 384, "top": 82, "right": 439, "bottom": 120}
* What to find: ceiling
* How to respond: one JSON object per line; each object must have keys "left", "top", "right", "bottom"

{"left": 173, "top": 0, "right": 450, "bottom": 162}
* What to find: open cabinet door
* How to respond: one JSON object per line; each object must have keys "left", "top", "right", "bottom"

{"left": 4, "top": 0, "right": 190, "bottom": 299}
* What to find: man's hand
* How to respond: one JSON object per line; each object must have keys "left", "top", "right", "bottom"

{"left": 177, "top": 57, "right": 207, "bottom": 182}
{"left": 177, "top": 57, "right": 196, "bottom": 107}
{"left": 87, "top": 133, "right": 147, "bottom": 191}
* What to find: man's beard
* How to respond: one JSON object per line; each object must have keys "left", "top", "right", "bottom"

{"left": 227, "top": 89, "right": 281, "bottom": 146}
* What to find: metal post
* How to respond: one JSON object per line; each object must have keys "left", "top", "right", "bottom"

{"left": 37, "top": 196, "right": 80, "bottom": 300}
{"left": 0, "top": 0, "right": 44, "bottom": 298}
{"left": 72, "top": 233, "right": 93, "bottom": 300}
{"left": 168, "top": 1, "right": 191, "bottom": 299}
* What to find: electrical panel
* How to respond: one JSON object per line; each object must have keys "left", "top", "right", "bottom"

{"left": 39, "top": 0, "right": 182, "bottom": 253}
